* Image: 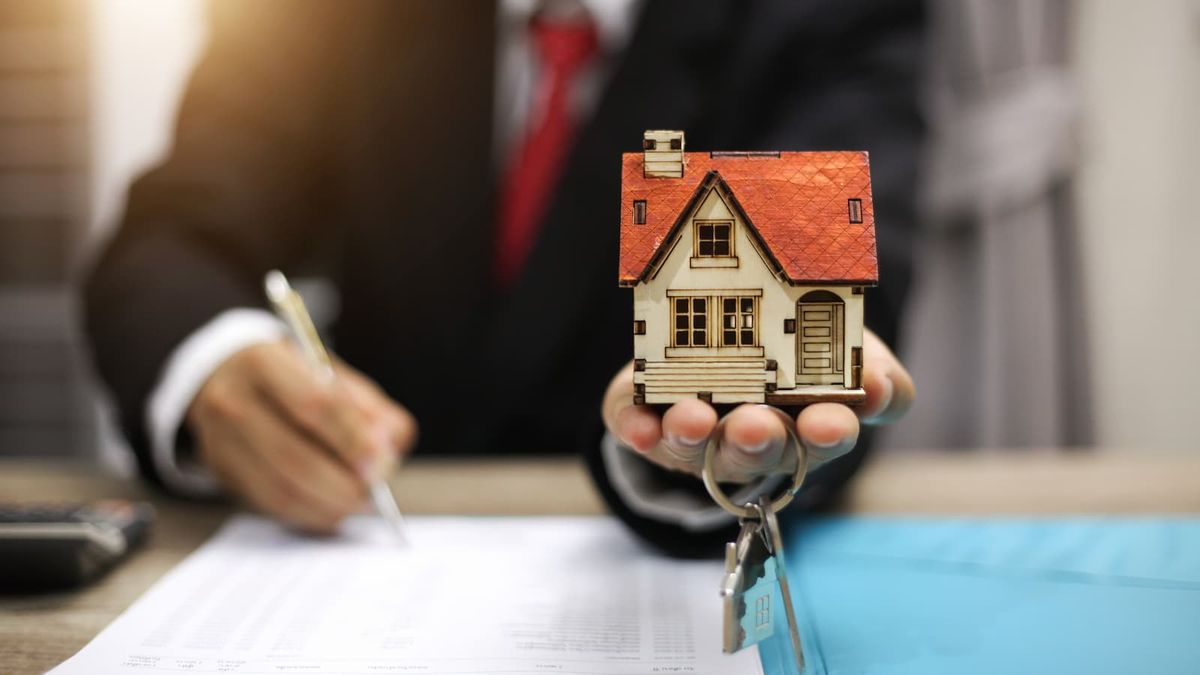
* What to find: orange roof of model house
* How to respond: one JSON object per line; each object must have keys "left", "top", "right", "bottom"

{"left": 618, "top": 150, "right": 879, "bottom": 286}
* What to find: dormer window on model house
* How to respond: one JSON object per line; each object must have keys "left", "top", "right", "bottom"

{"left": 619, "top": 130, "right": 879, "bottom": 406}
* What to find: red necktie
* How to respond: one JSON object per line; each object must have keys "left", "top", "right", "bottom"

{"left": 494, "top": 13, "right": 598, "bottom": 286}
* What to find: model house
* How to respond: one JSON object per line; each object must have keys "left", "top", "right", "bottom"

{"left": 620, "top": 130, "right": 878, "bottom": 406}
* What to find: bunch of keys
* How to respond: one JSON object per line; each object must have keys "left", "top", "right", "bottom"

{"left": 702, "top": 407, "right": 809, "bottom": 674}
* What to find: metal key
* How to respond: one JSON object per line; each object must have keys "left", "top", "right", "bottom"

{"left": 721, "top": 509, "right": 776, "bottom": 652}
{"left": 702, "top": 406, "right": 810, "bottom": 674}
{"left": 759, "top": 496, "right": 804, "bottom": 671}
{"left": 720, "top": 498, "right": 805, "bottom": 670}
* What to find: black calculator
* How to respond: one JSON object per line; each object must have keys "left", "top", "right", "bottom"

{"left": 0, "top": 500, "right": 154, "bottom": 591}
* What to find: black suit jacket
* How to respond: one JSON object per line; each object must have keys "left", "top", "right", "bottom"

{"left": 84, "top": 0, "right": 924, "bottom": 555}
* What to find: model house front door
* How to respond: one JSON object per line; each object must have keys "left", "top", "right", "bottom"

{"left": 797, "top": 291, "right": 844, "bottom": 385}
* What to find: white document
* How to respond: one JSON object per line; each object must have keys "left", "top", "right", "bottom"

{"left": 50, "top": 515, "right": 763, "bottom": 675}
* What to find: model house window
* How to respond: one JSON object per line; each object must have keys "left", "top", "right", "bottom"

{"left": 633, "top": 200, "right": 647, "bottom": 224}
{"left": 755, "top": 595, "right": 771, "bottom": 628}
{"left": 643, "top": 138, "right": 656, "bottom": 150}
{"left": 848, "top": 198, "right": 863, "bottom": 224}
{"left": 673, "top": 297, "right": 708, "bottom": 347}
{"left": 721, "top": 296, "right": 758, "bottom": 347}
{"left": 695, "top": 221, "right": 733, "bottom": 257}
{"left": 669, "top": 137, "right": 682, "bottom": 150}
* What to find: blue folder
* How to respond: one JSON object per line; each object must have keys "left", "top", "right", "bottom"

{"left": 757, "top": 517, "right": 1200, "bottom": 675}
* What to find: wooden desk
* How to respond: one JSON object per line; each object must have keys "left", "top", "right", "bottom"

{"left": 2, "top": 451, "right": 1197, "bottom": 674}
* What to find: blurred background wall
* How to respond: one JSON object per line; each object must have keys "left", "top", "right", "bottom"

{"left": 0, "top": 0, "right": 204, "bottom": 466}
{"left": 1074, "top": 0, "right": 1200, "bottom": 450}
{"left": 0, "top": 0, "right": 97, "bottom": 460}
{"left": 890, "top": 0, "right": 1199, "bottom": 452}
{"left": 0, "top": 0, "right": 1196, "bottom": 463}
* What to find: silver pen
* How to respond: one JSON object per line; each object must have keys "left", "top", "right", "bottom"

{"left": 264, "top": 270, "right": 410, "bottom": 545}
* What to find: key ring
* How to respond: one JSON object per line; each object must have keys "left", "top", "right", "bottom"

{"left": 700, "top": 406, "right": 808, "bottom": 519}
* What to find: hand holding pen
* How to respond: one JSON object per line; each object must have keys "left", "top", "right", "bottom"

{"left": 183, "top": 274, "right": 417, "bottom": 538}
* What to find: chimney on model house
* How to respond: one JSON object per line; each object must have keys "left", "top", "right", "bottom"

{"left": 642, "top": 130, "right": 684, "bottom": 178}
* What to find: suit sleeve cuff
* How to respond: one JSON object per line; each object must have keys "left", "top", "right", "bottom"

{"left": 145, "top": 308, "right": 286, "bottom": 496}
{"left": 599, "top": 430, "right": 783, "bottom": 532}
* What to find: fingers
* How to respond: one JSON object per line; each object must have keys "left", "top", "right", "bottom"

{"left": 649, "top": 402, "right": 854, "bottom": 482}
{"left": 858, "top": 329, "right": 916, "bottom": 425}
{"left": 605, "top": 361, "right": 810, "bottom": 482}
{"left": 335, "top": 362, "right": 418, "bottom": 463}
{"left": 249, "top": 346, "right": 395, "bottom": 481}
{"left": 659, "top": 398, "right": 717, "bottom": 464}
{"left": 601, "top": 361, "right": 637, "bottom": 434}
{"left": 189, "top": 342, "right": 420, "bottom": 534}
{"left": 627, "top": 399, "right": 719, "bottom": 475}
{"left": 643, "top": 403, "right": 795, "bottom": 483}
{"left": 600, "top": 342, "right": 905, "bottom": 485}
{"left": 603, "top": 361, "right": 661, "bottom": 453}
{"left": 242, "top": 402, "right": 368, "bottom": 517}
{"left": 796, "top": 402, "right": 859, "bottom": 467}
{"left": 215, "top": 446, "right": 344, "bottom": 534}
{"left": 711, "top": 405, "right": 790, "bottom": 483}
{"left": 708, "top": 403, "right": 860, "bottom": 481}
{"left": 195, "top": 398, "right": 356, "bottom": 534}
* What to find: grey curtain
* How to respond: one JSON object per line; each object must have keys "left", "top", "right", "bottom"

{"left": 885, "top": 0, "right": 1093, "bottom": 449}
